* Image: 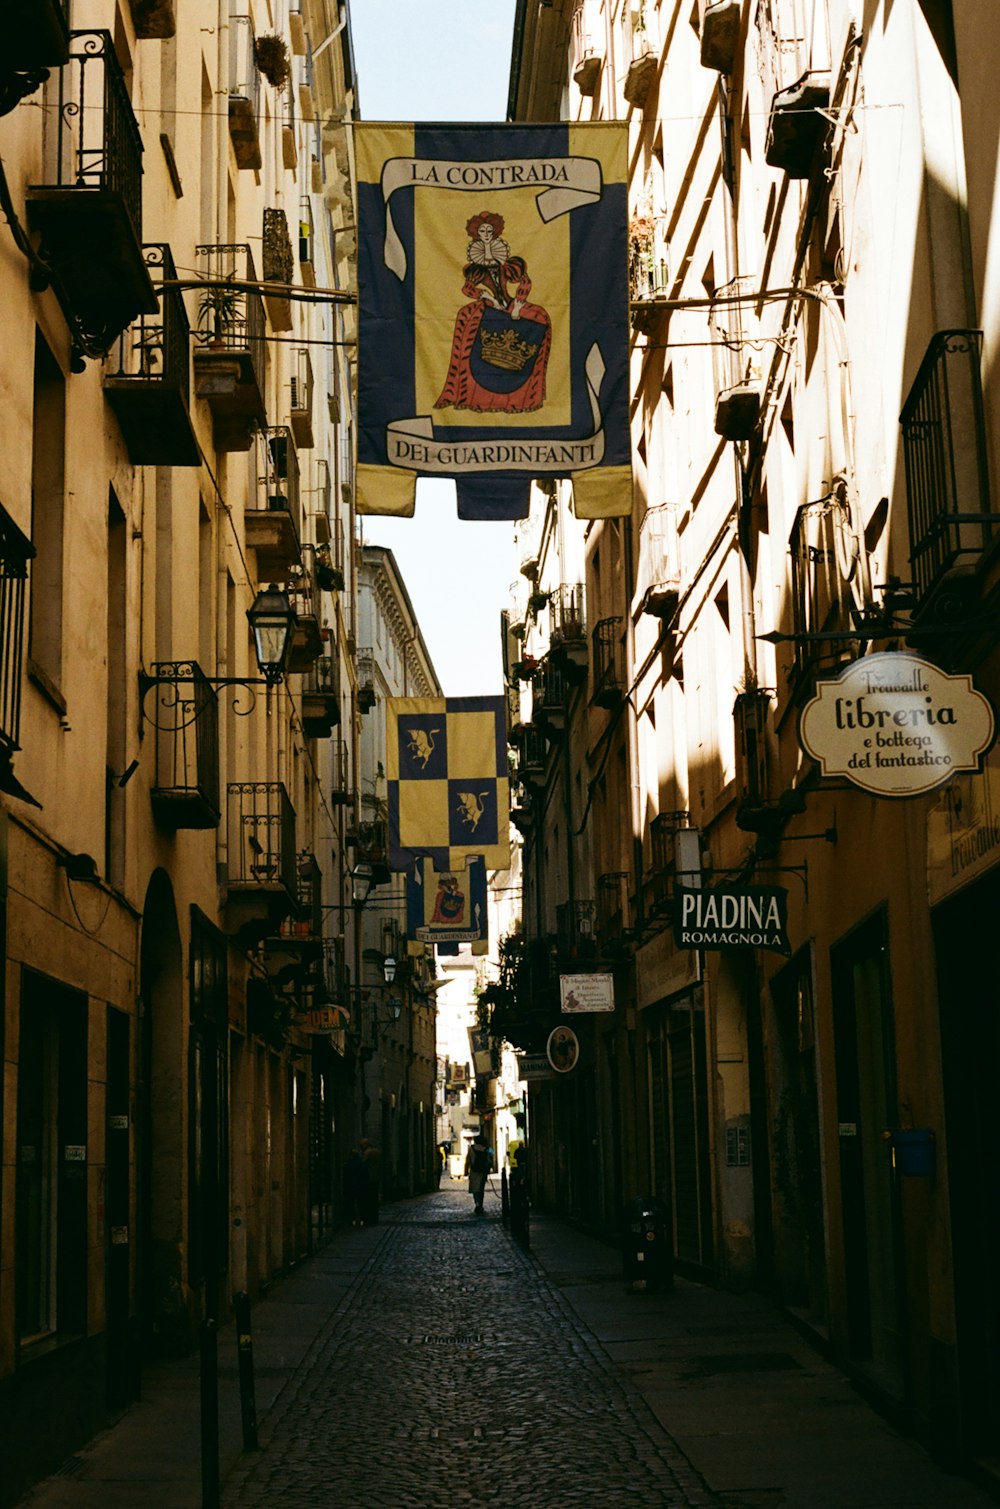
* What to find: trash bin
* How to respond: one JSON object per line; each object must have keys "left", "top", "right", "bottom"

{"left": 621, "top": 1197, "right": 672, "bottom": 1292}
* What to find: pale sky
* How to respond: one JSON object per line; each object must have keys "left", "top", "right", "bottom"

{"left": 349, "top": 0, "right": 521, "bottom": 697}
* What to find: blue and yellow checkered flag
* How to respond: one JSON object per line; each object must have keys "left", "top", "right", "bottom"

{"left": 386, "top": 696, "right": 510, "bottom": 871}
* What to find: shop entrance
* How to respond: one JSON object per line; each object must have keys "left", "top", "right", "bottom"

{"left": 932, "top": 866, "right": 1000, "bottom": 1456}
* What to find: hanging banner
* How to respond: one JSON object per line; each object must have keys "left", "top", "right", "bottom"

{"left": 386, "top": 695, "right": 510, "bottom": 871}
{"left": 674, "top": 884, "right": 791, "bottom": 955}
{"left": 407, "top": 856, "right": 488, "bottom": 943}
{"left": 356, "top": 122, "right": 632, "bottom": 522}
{"left": 799, "top": 653, "right": 995, "bottom": 797}
{"left": 560, "top": 973, "right": 615, "bottom": 1012}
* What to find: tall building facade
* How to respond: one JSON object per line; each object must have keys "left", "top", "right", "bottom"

{"left": 0, "top": 0, "right": 384, "bottom": 1497}
{"left": 503, "top": 0, "right": 1000, "bottom": 1474}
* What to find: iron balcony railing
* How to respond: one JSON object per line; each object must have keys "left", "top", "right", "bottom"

{"left": 286, "top": 542, "right": 322, "bottom": 629}
{"left": 592, "top": 617, "right": 625, "bottom": 706}
{"left": 264, "top": 424, "right": 302, "bottom": 539}
{"left": 107, "top": 244, "right": 190, "bottom": 400}
{"left": 290, "top": 346, "right": 313, "bottom": 426}
{"left": 550, "top": 582, "right": 586, "bottom": 644}
{"left": 330, "top": 737, "right": 351, "bottom": 803}
{"left": 533, "top": 661, "right": 566, "bottom": 715}
{"left": 147, "top": 661, "right": 221, "bottom": 828}
{"left": 38, "top": 29, "right": 144, "bottom": 237}
{"left": 195, "top": 242, "right": 266, "bottom": 397}
{"left": 0, "top": 506, "right": 35, "bottom": 757}
{"left": 302, "top": 653, "right": 340, "bottom": 700}
{"left": 227, "top": 781, "right": 297, "bottom": 900}
{"left": 597, "top": 871, "right": 631, "bottom": 941}
{"left": 277, "top": 851, "right": 323, "bottom": 942}
{"left": 229, "top": 10, "right": 261, "bottom": 119}
{"left": 789, "top": 490, "right": 864, "bottom": 677}
{"left": 900, "top": 329, "right": 994, "bottom": 601}
{"left": 556, "top": 899, "right": 597, "bottom": 962}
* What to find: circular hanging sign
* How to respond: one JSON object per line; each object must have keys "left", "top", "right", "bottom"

{"left": 546, "top": 1024, "right": 580, "bottom": 1074}
{"left": 798, "top": 652, "right": 995, "bottom": 797}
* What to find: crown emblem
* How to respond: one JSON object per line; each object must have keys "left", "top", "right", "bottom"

{"left": 479, "top": 326, "right": 538, "bottom": 373}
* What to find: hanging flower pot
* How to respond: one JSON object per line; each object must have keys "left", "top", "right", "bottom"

{"left": 255, "top": 34, "right": 291, "bottom": 89}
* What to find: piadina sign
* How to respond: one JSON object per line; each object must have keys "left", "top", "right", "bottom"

{"left": 799, "top": 652, "right": 995, "bottom": 797}
{"left": 674, "top": 885, "right": 791, "bottom": 955}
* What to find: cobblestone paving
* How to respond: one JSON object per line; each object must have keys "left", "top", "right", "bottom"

{"left": 222, "top": 1187, "right": 720, "bottom": 1508}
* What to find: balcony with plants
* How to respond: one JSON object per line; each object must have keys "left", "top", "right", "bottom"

{"left": 548, "top": 581, "right": 587, "bottom": 682}
{"left": 225, "top": 780, "right": 298, "bottom": 943}
{"left": 284, "top": 543, "right": 323, "bottom": 671}
{"left": 26, "top": 30, "right": 157, "bottom": 355}
{"left": 192, "top": 242, "right": 266, "bottom": 450}
{"left": 105, "top": 244, "right": 200, "bottom": 466}
{"left": 246, "top": 425, "right": 302, "bottom": 579}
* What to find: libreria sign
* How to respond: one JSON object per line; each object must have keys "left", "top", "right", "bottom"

{"left": 799, "top": 653, "right": 995, "bottom": 797}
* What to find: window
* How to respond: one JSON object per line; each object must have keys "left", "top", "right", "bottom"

{"left": 29, "top": 333, "right": 66, "bottom": 701}
{"left": 0, "top": 504, "right": 35, "bottom": 763}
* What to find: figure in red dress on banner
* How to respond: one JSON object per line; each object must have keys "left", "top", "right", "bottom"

{"left": 435, "top": 210, "right": 552, "bottom": 415}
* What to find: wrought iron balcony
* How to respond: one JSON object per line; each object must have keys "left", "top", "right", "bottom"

{"left": 311, "top": 459, "right": 333, "bottom": 545}
{"left": 556, "top": 899, "right": 597, "bottom": 964}
{"left": 330, "top": 737, "right": 352, "bottom": 804}
{"left": 592, "top": 617, "right": 625, "bottom": 708}
{"left": 900, "top": 329, "right": 994, "bottom": 611}
{"left": 246, "top": 426, "right": 302, "bottom": 578}
{"left": 192, "top": 243, "right": 266, "bottom": 450}
{"left": 105, "top": 245, "right": 199, "bottom": 466}
{"left": 299, "top": 195, "right": 316, "bottom": 287}
{"left": 269, "top": 850, "right": 323, "bottom": 958}
{"left": 646, "top": 811, "right": 691, "bottom": 916}
{"left": 635, "top": 503, "right": 680, "bottom": 616}
{"left": 0, "top": 505, "right": 35, "bottom": 802}
{"left": 228, "top": 11, "right": 262, "bottom": 170}
{"left": 356, "top": 648, "right": 376, "bottom": 714}
{"left": 532, "top": 660, "right": 567, "bottom": 733}
{"left": 297, "top": 46, "right": 314, "bottom": 122}
{"left": 623, "top": 5, "right": 658, "bottom": 107}
{"left": 516, "top": 723, "right": 547, "bottom": 786}
{"left": 282, "top": 82, "right": 297, "bottom": 170}
{"left": 300, "top": 653, "right": 341, "bottom": 737}
{"left": 789, "top": 489, "right": 865, "bottom": 679}
{"left": 289, "top": 346, "right": 315, "bottom": 448}
{"left": 549, "top": 581, "right": 587, "bottom": 650}
{"left": 597, "top": 871, "right": 631, "bottom": 947}
{"left": 144, "top": 661, "right": 221, "bottom": 830}
{"left": 262, "top": 206, "right": 294, "bottom": 332}
{"left": 26, "top": 30, "right": 156, "bottom": 354}
{"left": 227, "top": 781, "right": 297, "bottom": 905}
{"left": 285, "top": 544, "right": 323, "bottom": 672}
{"left": 571, "top": 4, "right": 600, "bottom": 95}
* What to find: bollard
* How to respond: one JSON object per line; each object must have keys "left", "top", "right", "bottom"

{"left": 233, "top": 1291, "right": 259, "bottom": 1451}
{"left": 510, "top": 1167, "right": 530, "bottom": 1250}
{"left": 500, "top": 1167, "right": 510, "bottom": 1224}
{"left": 200, "top": 1317, "right": 219, "bottom": 1508}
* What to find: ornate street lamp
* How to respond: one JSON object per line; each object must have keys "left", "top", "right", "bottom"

{"left": 382, "top": 954, "right": 397, "bottom": 984}
{"left": 247, "top": 583, "right": 296, "bottom": 684}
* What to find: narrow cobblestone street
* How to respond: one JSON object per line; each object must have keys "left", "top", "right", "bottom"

{"left": 222, "top": 1184, "right": 716, "bottom": 1508}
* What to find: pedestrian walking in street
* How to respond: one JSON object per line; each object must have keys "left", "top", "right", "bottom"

{"left": 465, "top": 1131, "right": 492, "bottom": 1215}
{"left": 435, "top": 1142, "right": 448, "bottom": 1187}
{"left": 359, "top": 1138, "right": 381, "bottom": 1226}
{"left": 344, "top": 1145, "right": 367, "bottom": 1226}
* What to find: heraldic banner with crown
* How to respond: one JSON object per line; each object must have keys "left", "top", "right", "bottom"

{"left": 386, "top": 696, "right": 510, "bottom": 872}
{"left": 356, "top": 122, "right": 631, "bottom": 523}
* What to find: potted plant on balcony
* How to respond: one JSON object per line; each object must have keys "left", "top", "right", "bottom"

{"left": 254, "top": 33, "right": 291, "bottom": 89}
{"left": 199, "top": 280, "right": 239, "bottom": 347}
